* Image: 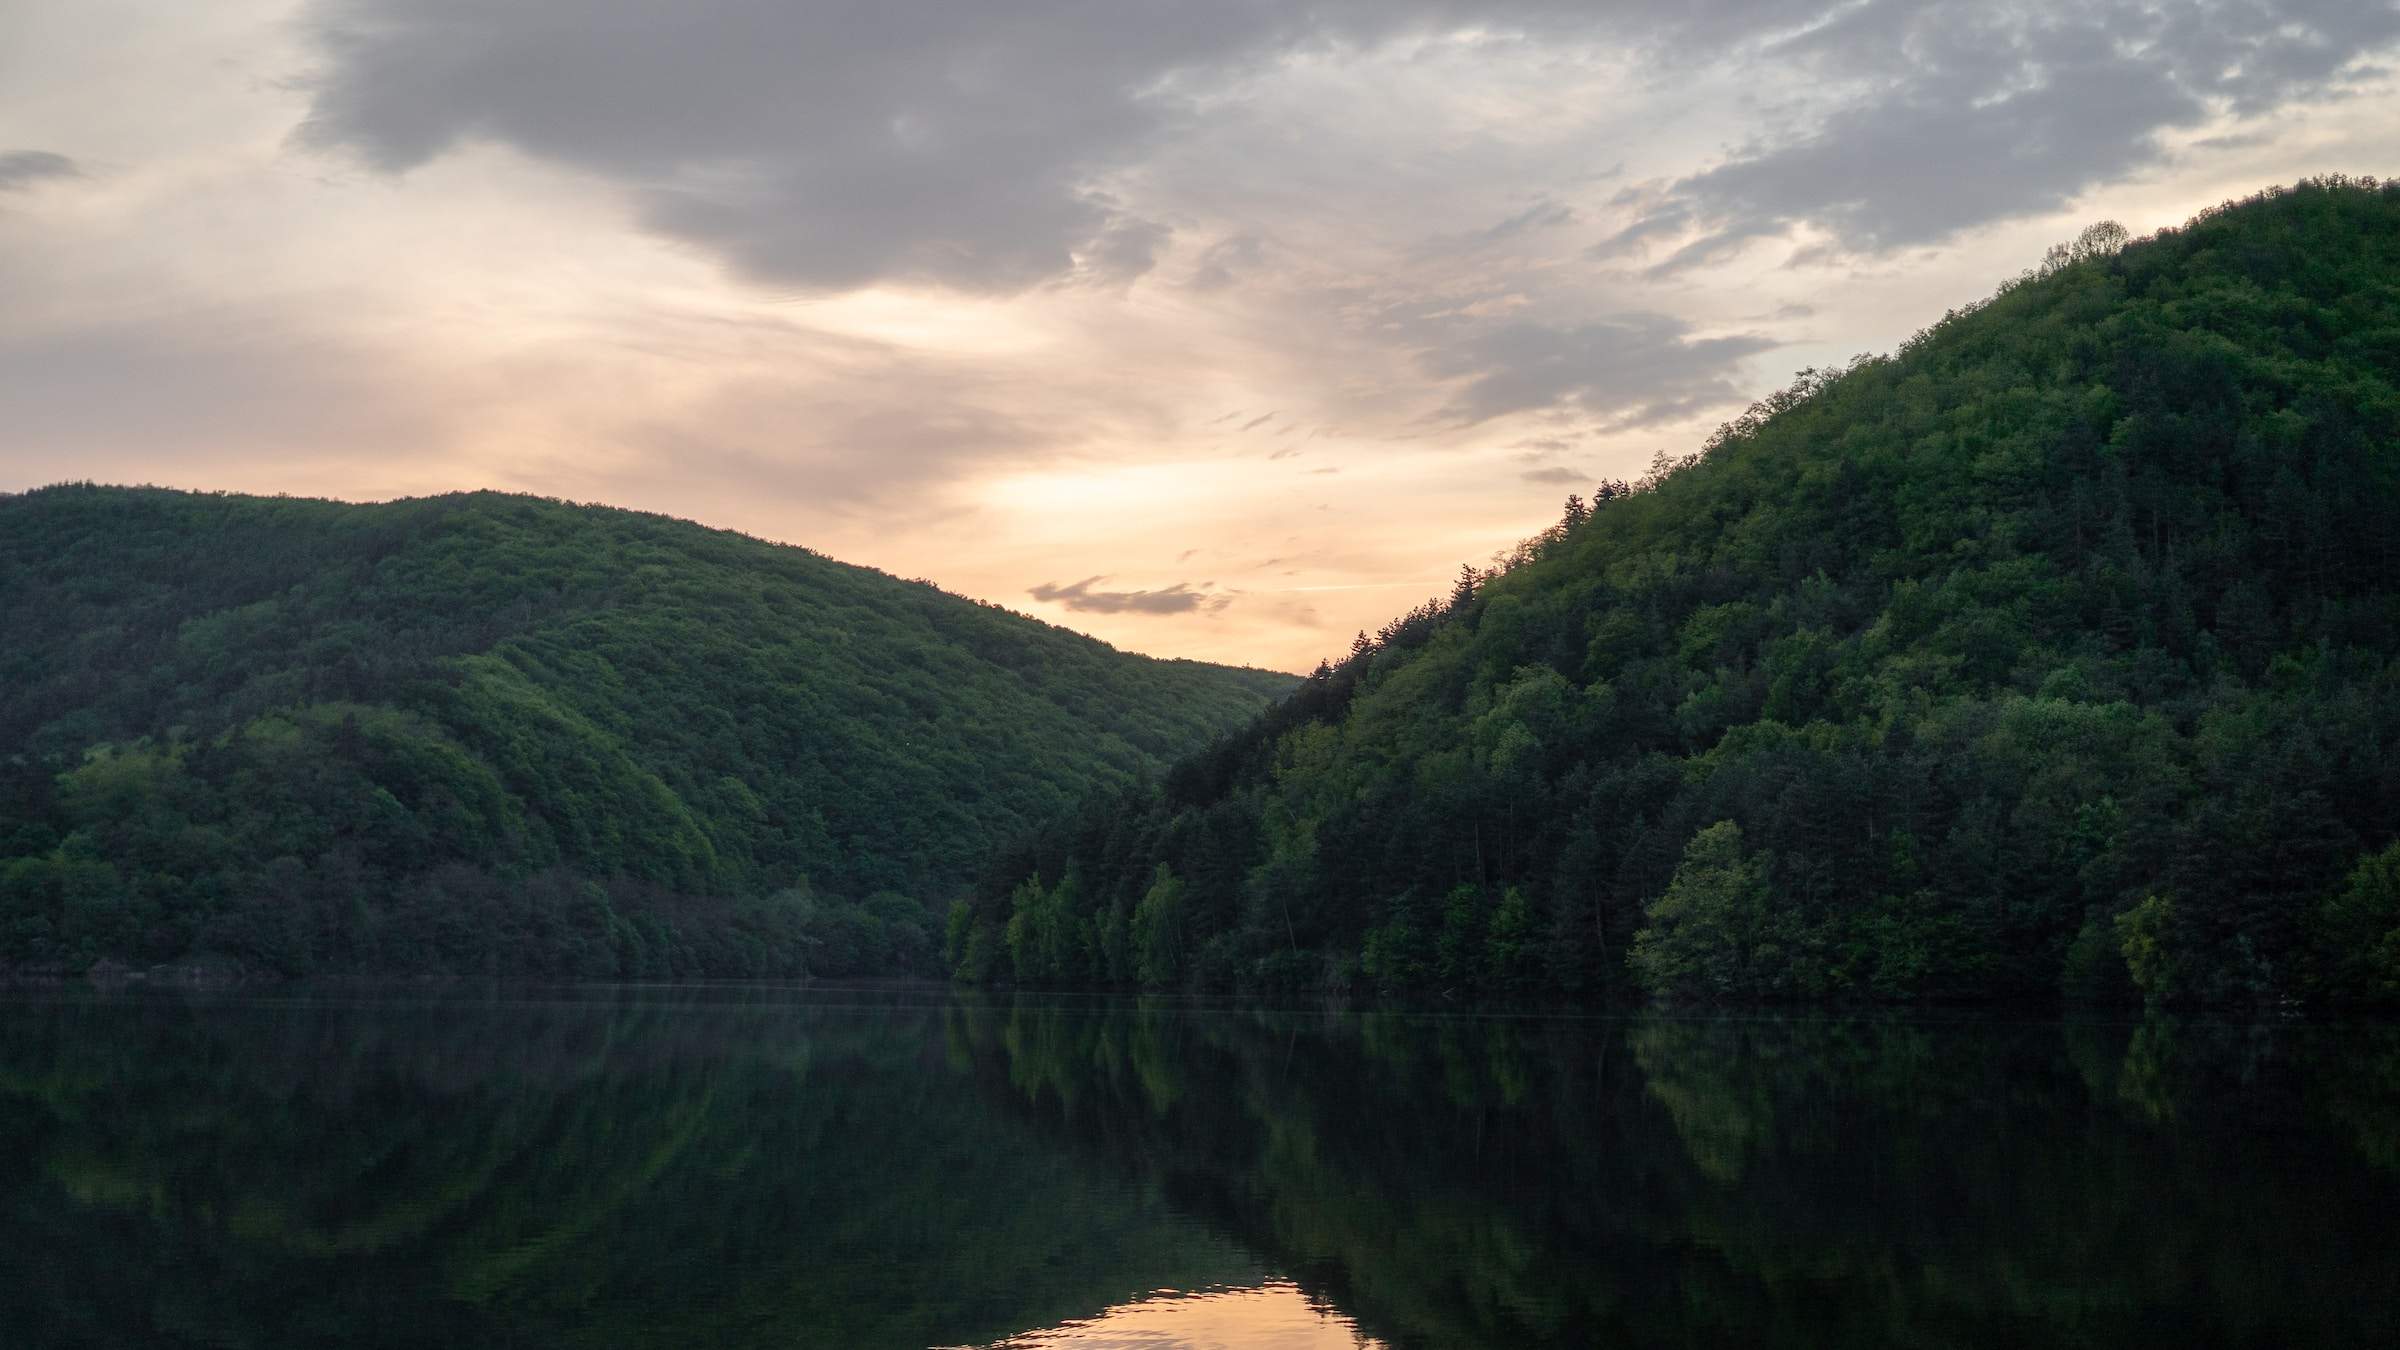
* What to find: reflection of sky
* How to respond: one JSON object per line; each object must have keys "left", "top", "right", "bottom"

{"left": 5, "top": 2, "right": 2397, "bottom": 671}
{"left": 966, "top": 1281, "right": 1384, "bottom": 1350}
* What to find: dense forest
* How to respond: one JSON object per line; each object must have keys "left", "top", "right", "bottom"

{"left": 0, "top": 489, "right": 1290, "bottom": 978}
{"left": 969, "top": 177, "right": 2400, "bottom": 1006}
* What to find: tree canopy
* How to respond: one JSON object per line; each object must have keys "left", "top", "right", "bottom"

{"left": 968, "top": 176, "right": 2400, "bottom": 1006}
{"left": 0, "top": 487, "right": 1291, "bottom": 977}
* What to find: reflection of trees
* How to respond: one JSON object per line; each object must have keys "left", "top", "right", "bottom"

{"left": 2312, "top": 1024, "right": 2400, "bottom": 1174}
{"left": 0, "top": 991, "right": 1255, "bottom": 1349}
{"left": 9, "top": 992, "right": 2399, "bottom": 1349}
{"left": 1627, "top": 1019, "right": 1777, "bottom": 1182}
{"left": 958, "top": 1000, "right": 2400, "bottom": 1349}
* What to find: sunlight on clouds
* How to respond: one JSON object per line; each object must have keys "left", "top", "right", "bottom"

{"left": 3, "top": 0, "right": 2396, "bottom": 671}
{"left": 792, "top": 288, "right": 1063, "bottom": 355}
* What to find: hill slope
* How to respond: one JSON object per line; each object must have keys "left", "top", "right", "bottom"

{"left": 968, "top": 176, "right": 2400, "bottom": 1006}
{"left": 0, "top": 487, "right": 1292, "bottom": 976}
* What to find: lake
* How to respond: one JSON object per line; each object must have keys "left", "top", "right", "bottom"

{"left": 0, "top": 986, "right": 2394, "bottom": 1347}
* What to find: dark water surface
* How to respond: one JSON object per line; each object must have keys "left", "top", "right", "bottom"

{"left": 2, "top": 987, "right": 2396, "bottom": 1348}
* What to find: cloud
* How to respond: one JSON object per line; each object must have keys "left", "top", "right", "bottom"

{"left": 1482, "top": 199, "right": 1578, "bottom": 240}
{"left": 1189, "top": 233, "right": 1266, "bottom": 291}
{"left": 1028, "top": 576, "right": 1230, "bottom": 616}
{"left": 0, "top": 302, "right": 460, "bottom": 483}
{"left": 1428, "top": 313, "right": 1776, "bottom": 425}
{"left": 1608, "top": 0, "right": 2400, "bottom": 272}
{"left": 286, "top": 2, "right": 1904, "bottom": 297}
{"left": 294, "top": 1, "right": 1609, "bottom": 294}
{"left": 0, "top": 150, "right": 79, "bottom": 192}
{"left": 1075, "top": 213, "right": 1174, "bottom": 287}
{"left": 293, "top": 3, "right": 2400, "bottom": 301}
{"left": 621, "top": 384, "right": 1052, "bottom": 509}
{"left": 1521, "top": 465, "right": 1587, "bottom": 484}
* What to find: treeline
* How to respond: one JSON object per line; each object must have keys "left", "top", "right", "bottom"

{"left": 0, "top": 488, "right": 1291, "bottom": 977}
{"left": 963, "top": 176, "right": 2400, "bottom": 1006}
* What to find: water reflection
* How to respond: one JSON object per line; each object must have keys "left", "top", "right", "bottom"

{"left": 0, "top": 988, "right": 2396, "bottom": 1348}
{"left": 970, "top": 1282, "right": 1382, "bottom": 1349}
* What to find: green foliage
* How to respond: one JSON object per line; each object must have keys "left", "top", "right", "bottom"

{"left": 1630, "top": 822, "right": 1783, "bottom": 998}
{"left": 2312, "top": 843, "right": 2400, "bottom": 1001}
{"left": 0, "top": 488, "right": 1290, "bottom": 977}
{"left": 971, "top": 177, "right": 2400, "bottom": 1004}
{"left": 1132, "top": 864, "right": 1186, "bottom": 990}
{"left": 2060, "top": 909, "right": 2137, "bottom": 1004}
{"left": 1482, "top": 885, "right": 1541, "bottom": 994}
{"left": 2115, "top": 894, "right": 2184, "bottom": 1003}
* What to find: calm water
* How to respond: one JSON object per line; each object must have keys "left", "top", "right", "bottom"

{"left": 1, "top": 987, "right": 2396, "bottom": 1348}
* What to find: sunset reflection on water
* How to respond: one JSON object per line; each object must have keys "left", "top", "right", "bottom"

{"left": 970, "top": 1281, "right": 1385, "bottom": 1350}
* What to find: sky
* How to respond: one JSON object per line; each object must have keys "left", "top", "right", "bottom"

{"left": 3, "top": 1, "right": 2396, "bottom": 672}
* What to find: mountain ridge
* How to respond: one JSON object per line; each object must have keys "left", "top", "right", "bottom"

{"left": 967, "top": 175, "right": 2400, "bottom": 1006}
{"left": 0, "top": 484, "right": 1293, "bottom": 977}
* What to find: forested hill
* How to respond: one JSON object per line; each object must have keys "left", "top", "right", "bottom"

{"left": 968, "top": 176, "right": 2400, "bottom": 1007}
{"left": 0, "top": 487, "right": 1292, "bottom": 977}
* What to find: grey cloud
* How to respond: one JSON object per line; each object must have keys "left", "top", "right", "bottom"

{"left": 1190, "top": 233, "right": 1266, "bottom": 291}
{"left": 1588, "top": 203, "right": 1691, "bottom": 258}
{"left": 1240, "top": 412, "right": 1277, "bottom": 432}
{"left": 292, "top": 1, "right": 1854, "bottom": 296}
{"left": 1075, "top": 213, "right": 1174, "bottom": 287}
{"left": 1522, "top": 465, "right": 1587, "bottom": 484}
{"left": 1615, "top": 0, "right": 2400, "bottom": 271}
{"left": 1483, "top": 198, "right": 1576, "bottom": 239}
{"left": 294, "top": 1, "right": 2395, "bottom": 300}
{"left": 1428, "top": 313, "right": 1776, "bottom": 425}
{"left": 0, "top": 150, "right": 79, "bottom": 192}
{"left": 1028, "top": 576, "right": 1230, "bottom": 615}
{"left": 294, "top": 1, "right": 1566, "bottom": 293}
{"left": 1417, "top": 198, "right": 1580, "bottom": 258}
{"left": 299, "top": 0, "right": 1241, "bottom": 291}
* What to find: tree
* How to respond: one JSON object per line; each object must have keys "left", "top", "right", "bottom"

{"left": 1485, "top": 886, "right": 1540, "bottom": 993}
{"left": 1630, "top": 822, "right": 1780, "bottom": 999}
{"left": 1450, "top": 564, "right": 1481, "bottom": 611}
{"left": 2115, "top": 894, "right": 2183, "bottom": 1004}
{"left": 2312, "top": 843, "right": 2400, "bottom": 1001}
{"left": 1133, "top": 864, "right": 1186, "bottom": 990}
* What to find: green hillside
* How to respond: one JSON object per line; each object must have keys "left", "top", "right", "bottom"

{"left": 967, "top": 176, "right": 2400, "bottom": 1006}
{"left": 0, "top": 488, "right": 1292, "bottom": 977}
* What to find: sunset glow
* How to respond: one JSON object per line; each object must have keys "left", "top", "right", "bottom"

{"left": 6, "top": 1, "right": 2396, "bottom": 671}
